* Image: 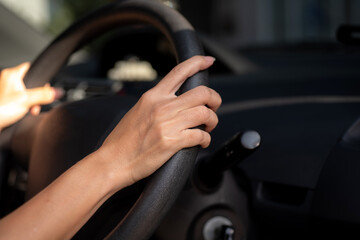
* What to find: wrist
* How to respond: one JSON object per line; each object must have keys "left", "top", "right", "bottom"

{"left": 86, "top": 147, "right": 133, "bottom": 196}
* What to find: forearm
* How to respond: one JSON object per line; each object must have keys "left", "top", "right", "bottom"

{"left": 0, "top": 150, "right": 124, "bottom": 240}
{"left": 0, "top": 56, "right": 221, "bottom": 239}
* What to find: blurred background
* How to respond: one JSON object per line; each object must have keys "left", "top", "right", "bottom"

{"left": 2, "top": 0, "right": 360, "bottom": 44}
{"left": 1, "top": 0, "right": 360, "bottom": 66}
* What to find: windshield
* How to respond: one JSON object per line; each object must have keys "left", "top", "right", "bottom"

{"left": 1, "top": 0, "right": 359, "bottom": 46}
{"left": 1, "top": 0, "right": 360, "bottom": 73}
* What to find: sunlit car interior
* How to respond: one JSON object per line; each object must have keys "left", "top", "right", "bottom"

{"left": 1, "top": 0, "right": 360, "bottom": 239}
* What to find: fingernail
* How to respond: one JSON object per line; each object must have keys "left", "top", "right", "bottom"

{"left": 204, "top": 56, "right": 216, "bottom": 63}
{"left": 53, "top": 88, "right": 64, "bottom": 99}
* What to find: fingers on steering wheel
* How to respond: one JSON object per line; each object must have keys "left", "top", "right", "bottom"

{"left": 178, "top": 105, "right": 219, "bottom": 133}
{"left": 25, "top": 84, "right": 56, "bottom": 107}
{"left": 156, "top": 55, "right": 215, "bottom": 94}
{"left": 181, "top": 128, "right": 211, "bottom": 148}
{"left": 174, "top": 86, "right": 222, "bottom": 112}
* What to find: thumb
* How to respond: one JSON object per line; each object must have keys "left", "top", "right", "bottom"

{"left": 15, "top": 62, "right": 31, "bottom": 81}
{"left": 25, "top": 84, "right": 57, "bottom": 107}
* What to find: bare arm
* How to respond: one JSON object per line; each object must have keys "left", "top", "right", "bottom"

{"left": 0, "top": 56, "right": 221, "bottom": 239}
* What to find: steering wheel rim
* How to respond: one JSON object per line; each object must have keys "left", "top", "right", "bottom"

{"left": 9, "top": 1, "right": 207, "bottom": 239}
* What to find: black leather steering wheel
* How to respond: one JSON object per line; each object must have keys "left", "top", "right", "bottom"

{"left": 1, "top": 0, "right": 207, "bottom": 239}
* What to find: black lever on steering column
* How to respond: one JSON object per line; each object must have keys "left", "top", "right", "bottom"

{"left": 194, "top": 130, "right": 261, "bottom": 193}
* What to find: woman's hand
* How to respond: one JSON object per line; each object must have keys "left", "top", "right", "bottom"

{"left": 0, "top": 56, "right": 221, "bottom": 240}
{"left": 0, "top": 63, "right": 61, "bottom": 130}
{"left": 98, "top": 56, "right": 222, "bottom": 190}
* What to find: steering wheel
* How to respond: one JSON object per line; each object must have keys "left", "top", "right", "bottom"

{"left": 0, "top": 0, "right": 207, "bottom": 239}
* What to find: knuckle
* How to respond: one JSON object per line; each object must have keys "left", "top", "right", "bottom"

{"left": 196, "top": 85, "right": 211, "bottom": 98}
{"left": 140, "top": 90, "right": 153, "bottom": 102}
{"left": 195, "top": 130, "right": 210, "bottom": 147}
{"left": 202, "top": 106, "right": 212, "bottom": 120}
{"left": 199, "top": 131, "right": 211, "bottom": 147}
{"left": 195, "top": 130, "right": 205, "bottom": 141}
{"left": 140, "top": 89, "right": 158, "bottom": 107}
{"left": 198, "top": 131, "right": 206, "bottom": 143}
{"left": 195, "top": 106, "right": 210, "bottom": 121}
{"left": 139, "top": 93, "right": 149, "bottom": 106}
{"left": 172, "top": 64, "right": 184, "bottom": 76}
{"left": 204, "top": 134, "right": 211, "bottom": 147}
